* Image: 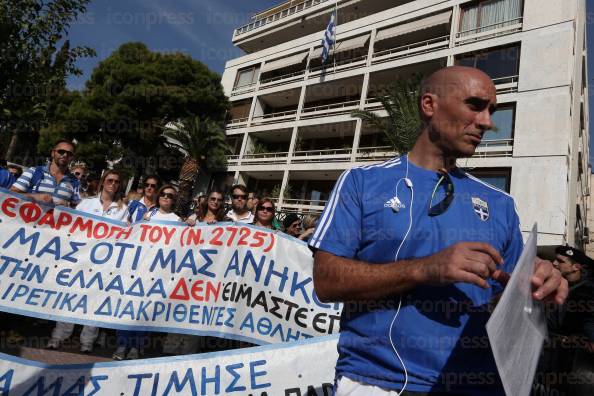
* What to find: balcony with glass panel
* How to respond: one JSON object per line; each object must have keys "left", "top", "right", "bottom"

{"left": 251, "top": 87, "right": 301, "bottom": 125}
{"left": 456, "top": 45, "right": 520, "bottom": 94}
{"left": 456, "top": 0, "right": 524, "bottom": 45}
{"left": 301, "top": 75, "right": 363, "bottom": 120}
{"left": 292, "top": 121, "right": 356, "bottom": 163}
{"left": 372, "top": 10, "right": 452, "bottom": 65}
{"left": 240, "top": 129, "right": 293, "bottom": 165}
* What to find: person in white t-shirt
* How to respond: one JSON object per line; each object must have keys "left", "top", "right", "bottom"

{"left": 144, "top": 185, "right": 182, "bottom": 222}
{"left": 47, "top": 170, "right": 128, "bottom": 353}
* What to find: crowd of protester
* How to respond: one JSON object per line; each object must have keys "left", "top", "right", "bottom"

{"left": 0, "top": 138, "right": 320, "bottom": 360}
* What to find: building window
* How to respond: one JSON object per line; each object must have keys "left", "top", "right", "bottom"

{"left": 456, "top": 45, "right": 520, "bottom": 82}
{"left": 459, "top": 0, "right": 524, "bottom": 36}
{"left": 234, "top": 65, "right": 260, "bottom": 89}
{"left": 469, "top": 169, "right": 511, "bottom": 192}
{"left": 483, "top": 103, "right": 515, "bottom": 142}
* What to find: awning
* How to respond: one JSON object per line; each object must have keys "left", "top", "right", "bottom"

{"left": 375, "top": 11, "right": 452, "bottom": 42}
{"left": 261, "top": 52, "right": 308, "bottom": 73}
{"left": 311, "top": 34, "right": 370, "bottom": 58}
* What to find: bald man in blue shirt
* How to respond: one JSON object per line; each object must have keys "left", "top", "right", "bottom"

{"left": 311, "top": 66, "right": 568, "bottom": 396}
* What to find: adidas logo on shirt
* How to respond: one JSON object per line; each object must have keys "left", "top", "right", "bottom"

{"left": 384, "top": 196, "right": 405, "bottom": 212}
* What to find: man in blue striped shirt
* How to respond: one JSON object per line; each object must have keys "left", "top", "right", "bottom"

{"left": 11, "top": 139, "right": 80, "bottom": 206}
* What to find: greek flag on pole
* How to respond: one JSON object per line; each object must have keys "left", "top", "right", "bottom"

{"left": 321, "top": 12, "right": 336, "bottom": 63}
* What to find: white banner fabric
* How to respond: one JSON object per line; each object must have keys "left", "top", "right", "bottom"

{"left": 0, "top": 189, "right": 341, "bottom": 346}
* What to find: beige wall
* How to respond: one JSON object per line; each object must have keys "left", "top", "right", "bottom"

{"left": 522, "top": 0, "right": 577, "bottom": 30}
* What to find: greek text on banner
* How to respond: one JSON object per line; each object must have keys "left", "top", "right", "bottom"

{"left": 0, "top": 189, "right": 341, "bottom": 345}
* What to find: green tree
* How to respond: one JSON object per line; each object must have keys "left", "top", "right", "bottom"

{"left": 0, "top": 0, "right": 95, "bottom": 161}
{"left": 51, "top": 42, "right": 228, "bottom": 176}
{"left": 162, "top": 116, "right": 230, "bottom": 217}
{"left": 351, "top": 75, "right": 422, "bottom": 154}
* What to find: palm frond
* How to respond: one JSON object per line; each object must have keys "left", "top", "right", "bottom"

{"left": 352, "top": 74, "right": 422, "bottom": 154}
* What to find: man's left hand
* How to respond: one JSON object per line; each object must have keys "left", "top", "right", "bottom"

{"left": 531, "top": 258, "right": 568, "bottom": 305}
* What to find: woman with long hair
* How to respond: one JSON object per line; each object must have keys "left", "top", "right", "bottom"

{"left": 47, "top": 170, "right": 128, "bottom": 353}
{"left": 186, "top": 189, "right": 228, "bottom": 225}
{"left": 253, "top": 198, "right": 280, "bottom": 230}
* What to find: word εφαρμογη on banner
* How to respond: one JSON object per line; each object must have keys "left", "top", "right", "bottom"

{"left": 0, "top": 189, "right": 342, "bottom": 346}
{"left": 0, "top": 334, "right": 339, "bottom": 395}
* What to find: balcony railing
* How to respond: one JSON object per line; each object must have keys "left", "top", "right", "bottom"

{"left": 283, "top": 198, "right": 329, "bottom": 207}
{"left": 363, "top": 97, "right": 383, "bottom": 110}
{"left": 234, "top": 0, "right": 331, "bottom": 37}
{"left": 473, "top": 138, "right": 513, "bottom": 157}
{"left": 226, "top": 117, "right": 249, "bottom": 129}
{"left": 251, "top": 109, "right": 298, "bottom": 125}
{"left": 292, "top": 148, "right": 352, "bottom": 162}
{"left": 241, "top": 151, "right": 290, "bottom": 164}
{"left": 456, "top": 18, "right": 523, "bottom": 45}
{"left": 493, "top": 75, "right": 519, "bottom": 94}
{"left": 372, "top": 35, "right": 450, "bottom": 64}
{"left": 308, "top": 55, "right": 368, "bottom": 77}
{"left": 356, "top": 146, "right": 396, "bottom": 161}
{"left": 301, "top": 99, "right": 360, "bottom": 119}
{"left": 227, "top": 155, "right": 240, "bottom": 165}
{"left": 231, "top": 83, "right": 257, "bottom": 96}
{"left": 260, "top": 70, "right": 306, "bottom": 88}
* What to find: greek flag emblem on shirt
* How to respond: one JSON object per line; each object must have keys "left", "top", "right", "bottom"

{"left": 472, "top": 197, "right": 489, "bottom": 221}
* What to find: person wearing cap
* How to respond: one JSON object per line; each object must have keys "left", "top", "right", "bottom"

{"left": 536, "top": 245, "right": 594, "bottom": 395}
{"left": 552, "top": 246, "right": 594, "bottom": 346}
{"left": 283, "top": 213, "right": 302, "bottom": 238}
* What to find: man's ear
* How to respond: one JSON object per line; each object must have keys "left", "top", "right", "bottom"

{"left": 574, "top": 263, "right": 582, "bottom": 271}
{"left": 420, "top": 93, "right": 437, "bottom": 119}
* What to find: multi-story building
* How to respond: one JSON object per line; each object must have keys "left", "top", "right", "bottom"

{"left": 218, "top": 0, "right": 590, "bottom": 250}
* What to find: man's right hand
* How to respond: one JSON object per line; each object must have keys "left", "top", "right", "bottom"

{"left": 419, "top": 242, "right": 504, "bottom": 289}
{"left": 31, "top": 194, "right": 53, "bottom": 204}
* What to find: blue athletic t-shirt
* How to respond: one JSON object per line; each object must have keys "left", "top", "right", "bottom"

{"left": 309, "top": 156, "right": 524, "bottom": 395}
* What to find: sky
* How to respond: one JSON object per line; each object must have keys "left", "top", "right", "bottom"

{"left": 67, "top": 0, "right": 594, "bottom": 163}
{"left": 65, "top": 0, "right": 279, "bottom": 90}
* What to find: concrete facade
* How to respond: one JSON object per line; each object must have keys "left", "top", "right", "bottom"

{"left": 220, "top": 0, "right": 590, "bottom": 248}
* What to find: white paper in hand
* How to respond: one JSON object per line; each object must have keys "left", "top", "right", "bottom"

{"left": 486, "top": 224, "right": 548, "bottom": 396}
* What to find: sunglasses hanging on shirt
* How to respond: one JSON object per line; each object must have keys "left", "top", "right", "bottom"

{"left": 428, "top": 170, "right": 454, "bottom": 217}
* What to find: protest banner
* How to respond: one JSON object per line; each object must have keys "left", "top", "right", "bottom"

{"left": 0, "top": 189, "right": 341, "bottom": 345}
{"left": 0, "top": 335, "right": 339, "bottom": 395}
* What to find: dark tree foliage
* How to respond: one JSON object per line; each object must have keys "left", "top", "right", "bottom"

{"left": 0, "top": 0, "right": 95, "bottom": 161}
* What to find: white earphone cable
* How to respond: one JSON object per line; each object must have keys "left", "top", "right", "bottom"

{"left": 388, "top": 155, "right": 413, "bottom": 395}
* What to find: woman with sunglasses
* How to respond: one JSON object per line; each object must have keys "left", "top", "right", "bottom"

{"left": 186, "top": 189, "right": 229, "bottom": 226}
{"left": 252, "top": 198, "right": 280, "bottom": 230}
{"left": 47, "top": 170, "right": 128, "bottom": 353}
{"left": 144, "top": 185, "right": 182, "bottom": 222}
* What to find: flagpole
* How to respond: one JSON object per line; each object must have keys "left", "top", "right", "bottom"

{"left": 333, "top": 0, "right": 338, "bottom": 73}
